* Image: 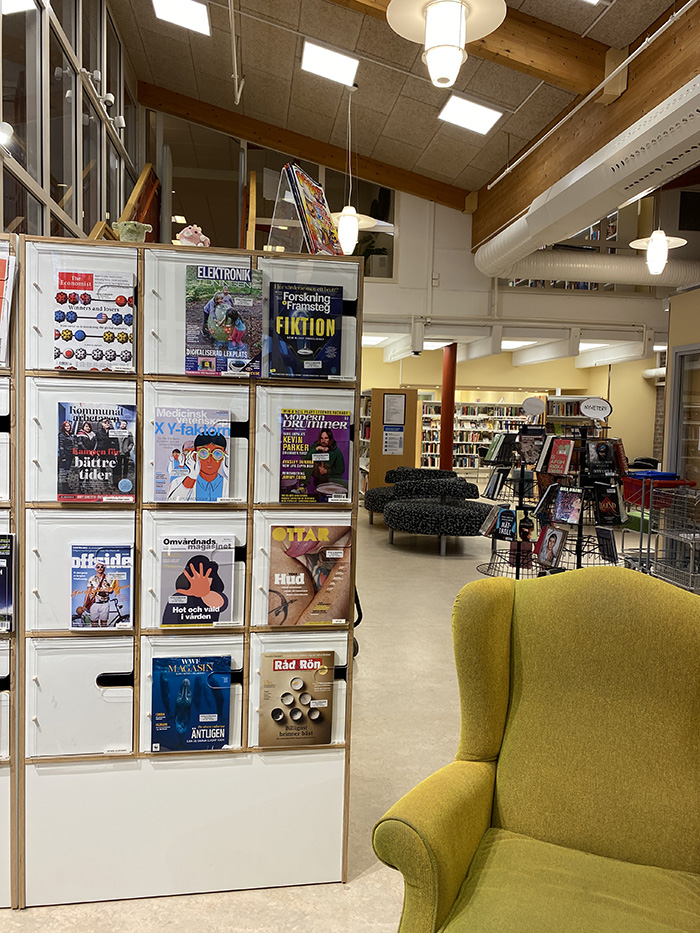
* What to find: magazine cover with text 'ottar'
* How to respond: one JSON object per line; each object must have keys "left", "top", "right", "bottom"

{"left": 269, "top": 282, "right": 343, "bottom": 377}
{"left": 258, "top": 650, "right": 334, "bottom": 748}
{"left": 153, "top": 407, "right": 231, "bottom": 502}
{"left": 57, "top": 402, "right": 136, "bottom": 502}
{"left": 159, "top": 535, "right": 234, "bottom": 627}
{"left": 280, "top": 409, "right": 351, "bottom": 503}
{"left": 70, "top": 544, "right": 132, "bottom": 629}
{"left": 151, "top": 655, "right": 231, "bottom": 752}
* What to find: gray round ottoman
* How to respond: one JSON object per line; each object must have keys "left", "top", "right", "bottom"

{"left": 383, "top": 498, "right": 493, "bottom": 556}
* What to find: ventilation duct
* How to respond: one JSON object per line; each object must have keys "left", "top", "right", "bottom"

{"left": 475, "top": 75, "right": 700, "bottom": 279}
{"left": 510, "top": 251, "right": 700, "bottom": 288}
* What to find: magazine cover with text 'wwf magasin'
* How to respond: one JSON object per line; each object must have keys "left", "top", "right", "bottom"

{"left": 151, "top": 655, "right": 231, "bottom": 752}
{"left": 57, "top": 401, "right": 136, "bottom": 502}
{"left": 269, "top": 282, "right": 343, "bottom": 377}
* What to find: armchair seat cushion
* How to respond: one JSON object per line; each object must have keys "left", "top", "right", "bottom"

{"left": 440, "top": 828, "right": 700, "bottom": 933}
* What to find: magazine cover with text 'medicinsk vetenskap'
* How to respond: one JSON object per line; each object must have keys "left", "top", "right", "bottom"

{"left": 159, "top": 535, "right": 234, "bottom": 627}
{"left": 268, "top": 282, "right": 343, "bottom": 377}
{"left": 184, "top": 264, "right": 262, "bottom": 376}
{"left": 280, "top": 409, "right": 351, "bottom": 503}
{"left": 151, "top": 655, "right": 231, "bottom": 752}
{"left": 70, "top": 544, "right": 132, "bottom": 629}
{"left": 153, "top": 407, "right": 231, "bottom": 502}
{"left": 57, "top": 401, "right": 136, "bottom": 502}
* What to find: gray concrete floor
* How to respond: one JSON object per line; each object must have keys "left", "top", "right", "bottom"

{"left": 7, "top": 519, "right": 493, "bottom": 931}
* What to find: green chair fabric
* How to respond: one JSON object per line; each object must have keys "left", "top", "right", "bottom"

{"left": 373, "top": 566, "right": 700, "bottom": 933}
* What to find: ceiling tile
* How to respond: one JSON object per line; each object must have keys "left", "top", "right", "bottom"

{"left": 209, "top": 3, "right": 231, "bottom": 32}
{"left": 138, "top": 28, "right": 198, "bottom": 96}
{"left": 371, "top": 136, "right": 423, "bottom": 171}
{"left": 330, "top": 104, "right": 387, "bottom": 157}
{"left": 446, "top": 56, "right": 485, "bottom": 93}
{"left": 239, "top": 15, "right": 296, "bottom": 78}
{"left": 242, "top": 69, "right": 291, "bottom": 126}
{"left": 381, "top": 96, "right": 441, "bottom": 150}
{"left": 239, "top": 0, "right": 301, "bottom": 29}
{"left": 195, "top": 75, "right": 244, "bottom": 113}
{"left": 290, "top": 70, "right": 344, "bottom": 119}
{"left": 286, "top": 104, "right": 335, "bottom": 142}
{"left": 453, "top": 165, "right": 493, "bottom": 191}
{"left": 353, "top": 60, "right": 406, "bottom": 116}
{"left": 414, "top": 128, "right": 480, "bottom": 179}
{"left": 400, "top": 75, "right": 450, "bottom": 109}
{"left": 122, "top": 42, "right": 153, "bottom": 82}
{"left": 356, "top": 16, "right": 421, "bottom": 69}
{"left": 501, "top": 83, "right": 575, "bottom": 139}
{"left": 188, "top": 27, "right": 232, "bottom": 78}
{"left": 298, "top": 0, "right": 363, "bottom": 48}
{"left": 468, "top": 129, "right": 529, "bottom": 173}
{"left": 518, "top": 0, "right": 599, "bottom": 36}
{"left": 506, "top": 0, "right": 526, "bottom": 8}
{"left": 414, "top": 166, "right": 458, "bottom": 185}
{"left": 587, "top": 0, "right": 672, "bottom": 47}
{"left": 463, "top": 58, "right": 542, "bottom": 110}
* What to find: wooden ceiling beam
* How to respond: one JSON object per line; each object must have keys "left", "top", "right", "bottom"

{"left": 137, "top": 82, "right": 469, "bottom": 212}
{"left": 323, "top": 0, "right": 608, "bottom": 96}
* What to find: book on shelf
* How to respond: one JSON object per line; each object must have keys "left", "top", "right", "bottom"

{"left": 595, "top": 526, "right": 618, "bottom": 563}
{"left": 280, "top": 409, "right": 351, "bottom": 503}
{"left": 159, "top": 535, "right": 235, "bottom": 627}
{"left": 268, "top": 524, "right": 352, "bottom": 626}
{"left": 478, "top": 504, "right": 501, "bottom": 536}
{"left": 53, "top": 268, "right": 135, "bottom": 372}
{"left": 57, "top": 401, "right": 136, "bottom": 502}
{"left": 587, "top": 439, "right": 615, "bottom": 475}
{"left": 537, "top": 436, "right": 575, "bottom": 475}
{"left": 517, "top": 426, "right": 546, "bottom": 465}
{"left": 552, "top": 486, "right": 584, "bottom": 525}
{"left": 493, "top": 507, "right": 517, "bottom": 542}
{"left": 151, "top": 655, "right": 231, "bottom": 753}
{"left": 611, "top": 438, "right": 629, "bottom": 473}
{"left": 153, "top": 407, "right": 231, "bottom": 502}
{"left": 508, "top": 510, "right": 535, "bottom": 567}
{"left": 593, "top": 482, "right": 627, "bottom": 525}
{"left": 70, "top": 544, "right": 132, "bottom": 629}
{"left": 284, "top": 163, "right": 343, "bottom": 256}
{"left": 0, "top": 247, "right": 16, "bottom": 369}
{"left": 268, "top": 282, "right": 343, "bottom": 378}
{"left": 483, "top": 465, "right": 510, "bottom": 499}
{"left": 184, "top": 264, "right": 262, "bottom": 377}
{"left": 0, "top": 535, "right": 13, "bottom": 632}
{"left": 534, "top": 526, "right": 568, "bottom": 569}
{"left": 258, "top": 650, "right": 334, "bottom": 748}
{"left": 533, "top": 482, "right": 560, "bottom": 524}
{"left": 488, "top": 433, "right": 518, "bottom": 464}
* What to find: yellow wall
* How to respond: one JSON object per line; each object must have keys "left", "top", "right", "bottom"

{"left": 607, "top": 357, "right": 657, "bottom": 461}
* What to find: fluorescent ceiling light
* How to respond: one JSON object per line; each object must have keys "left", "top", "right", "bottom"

{"left": 439, "top": 94, "right": 502, "bottom": 135}
{"left": 2, "top": 0, "right": 35, "bottom": 12}
{"left": 152, "top": 0, "right": 210, "bottom": 35}
{"left": 580, "top": 0, "right": 601, "bottom": 4}
{"left": 501, "top": 340, "right": 536, "bottom": 350}
{"left": 361, "top": 335, "right": 387, "bottom": 347}
{"left": 423, "top": 340, "right": 451, "bottom": 350}
{"left": 301, "top": 40, "right": 359, "bottom": 87}
{"left": 653, "top": 344, "right": 668, "bottom": 352}
{"left": 579, "top": 342, "right": 609, "bottom": 351}
{"left": 171, "top": 215, "right": 186, "bottom": 224}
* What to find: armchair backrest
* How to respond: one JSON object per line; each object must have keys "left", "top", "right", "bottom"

{"left": 452, "top": 567, "right": 700, "bottom": 873}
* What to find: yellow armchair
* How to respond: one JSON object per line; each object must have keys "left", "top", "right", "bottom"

{"left": 373, "top": 567, "right": 700, "bottom": 933}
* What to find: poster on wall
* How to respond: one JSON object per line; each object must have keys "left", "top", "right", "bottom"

{"left": 257, "top": 650, "right": 334, "bottom": 748}
{"left": 268, "top": 282, "right": 343, "bottom": 377}
{"left": 267, "top": 524, "right": 352, "bottom": 626}
{"left": 159, "top": 535, "right": 235, "bottom": 627}
{"left": 53, "top": 270, "right": 135, "bottom": 372}
{"left": 153, "top": 406, "right": 231, "bottom": 502}
{"left": 70, "top": 544, "right": 132, "bottom": 629}
{"left": 184, "top": 263, "right": 262, "bottom": 376}
{"left": 57, "top": 401, "right": 137, "bottom": 502}
{"left": 279, "top": 409, "right": 351, "bottom": 503}
{"left": 151, "top": 655, "right": 231, "bottom": 752}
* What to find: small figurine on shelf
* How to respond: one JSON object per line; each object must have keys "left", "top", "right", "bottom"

{"left": 112, "top": 221, "right": 152, "bottom": 242}
{"left": 176, "top": 224, "right": 210, "bottom": 248}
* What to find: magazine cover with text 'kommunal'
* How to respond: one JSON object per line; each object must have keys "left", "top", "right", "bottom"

{"left": 57, "top": 401, "right": 136, "bottom": 502}
{"left": 280, "top": 409, "right": 351, "bottom": 503}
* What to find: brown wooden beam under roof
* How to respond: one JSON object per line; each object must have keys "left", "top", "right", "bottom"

{"left": 138, "top": 82, "right": 470, "bottom": 212}
{"left": 471, "top": 0, "right": 700, "bottom": 247}
{"left": 324, "top": 0, "right": 608, "bottom": 96}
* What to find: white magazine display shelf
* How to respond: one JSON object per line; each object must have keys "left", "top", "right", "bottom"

{"left": 16, "top": 237, "right": 362, "bottom": 908}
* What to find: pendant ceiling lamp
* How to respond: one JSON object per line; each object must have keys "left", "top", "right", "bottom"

{"left": 629, "top": 230, "right": 687, "bottom": 275}
{"left": 331, "top": 87, "right": 375, "bottom": 256}
{"left": 386, "top": 0, "right": 506, "bottom": 88}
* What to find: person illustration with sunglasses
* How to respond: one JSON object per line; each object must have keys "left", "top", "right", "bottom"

{"left": 168, "top": 433, "right": 228, "bottom": 501}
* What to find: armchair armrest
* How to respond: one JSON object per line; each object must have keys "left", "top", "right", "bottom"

{"left": 372, "top": 759, "right": 495, "bottom": 933}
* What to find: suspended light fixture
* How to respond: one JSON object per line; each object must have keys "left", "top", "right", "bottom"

{"left": 386, "top": 0, "right": 506, "bottom": 89}
{"left": 629, "top": 229, "right": 687, "bottom": 275}
{"left": 331, "top": 86, "right": 375, "bottom": 256}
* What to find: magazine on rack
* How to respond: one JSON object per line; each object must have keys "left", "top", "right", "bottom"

{"left": 595, "top": 526, "right": 618, "bottom": 563}
{"left": 258, "top": 650, "right": 334, "bottom": 748}
{"left": 593, "top": 482, "right": 627, "bottom": 525}
{"left": 534, "top": 526, "right": 568, "bottom": 569}
{"left": 552, "top": 486, "right": 584, "bottom": 525}
{"left": 587, "top": 439, "right": 615, "bottom": 475}
{"left": 268, "top": 282, "right": 343, "bottom": 377}
{"left": 53, "top": 269, "right": 135, "bottom": 372}
{"left": 284, "top": 163, "right": 343, "bottom": 256}
{"left": 159, "top": 535, "right": 235, "bottom": 627}
{"left": 507, "top": 511, "right": 535, "bottom": 567}
{"left": 517, "top": 426, "right": 546, "bottom": 465}
{"left": 184, "top": 264, "right": 262, "bottom": 376}
{"left": 57, "top": 401, "right": 136, "bottom": 502}
{"left": 268, "top": 524, "right": 352, "bottom": 626}
{"left": 537, "top": 436, "right": 575, "bottom": 475}
{"left": 153, "top": 407, "right": 231, "bottom": 502}
{"left": 0, "top": 535, "right": 13, "bottom": 632}
{"left": 280, "top": 409, "right": 351, "bottom": 503}
{"left": 151, "top": 655, "right": 231, "bottom": 752}
{"left": 0, "top": 248, "right": 16, "bottom": 368}
{"left": 70, "top": 544, "right": 132, "bottom": 629}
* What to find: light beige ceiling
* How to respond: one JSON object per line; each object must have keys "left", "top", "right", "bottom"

{"left": 111, "top": 0, "right": 675, "bottom": 189}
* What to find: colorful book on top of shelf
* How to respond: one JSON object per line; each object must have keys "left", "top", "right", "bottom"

{"left": 151, "top": 655, "right": 231, "bottom": 752}
{"left": 534, "top": 525, "right": 568, "bottom": 569}
{"left": 268, "top": 524, "right": 352, "bottom": 626}
{"left": 53, "top": 268, "right": 135, "bottom": 372}
{"left": 0, "top": 535, "right": 13, "bottom": 632}
{"left": 258, "top": 650, "right": 334, "bottom": 748}
{"left": 595, "top": 526, "right": 618, "bottom": 563}
{"left": 153, "top": 406, "right": 231, "bottom": 502}
{"left": 70, "top": 544, "right": 132, "bottom": 629}
{"left": 159, "top": 535, "right": 235, "bottom": 627}
{"left": 552, "top": 486, "right": 583, "bottom": 525}
{"left": 478, "top": 504, "right": 501, "bottom": 536}
{"left": 184, "top": 263, "right": 262, "bottom": 377}
{"left": 268, "top": 282, "right": 343, "bottom": 378}
{"left": 57, "top": 401, "right": 136, "bottom": 502}
{"left": 533, "top": 482, "right": 560, "bottom": 524}
{"left": 593, "top": 482, "right": 627, "bottom": 525}
{"left": 612, "top": 438, "right": 629, "bottom": 474}
{"left": 587, "top": 439, "right": 615, "bottom": 475}
{"left": 493, "top": 507, "right": 517, "bottom": 542}
{"left": 284, "top": 163, "right": 343, "bottom": 256}
{"left": 534, "top": 435, "right": 552, "bottom": 473}
{"left": 545, "top": 437, "right": 576, "bottom": 475}
{"left": 280, "top": 409, "right": 351, "bottom": 503}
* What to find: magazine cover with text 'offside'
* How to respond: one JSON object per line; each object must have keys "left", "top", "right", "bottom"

{"left": 159, "top": 535, "right": 234, "bottom": 627}
{"left": 268, "top": 524, "right": 352, "bottom": 626}
{"left": 57, "top": 401, "right": 136, "bottom": 502}
{"left": 153, "top": 407, "right": 231, "bottom": 502}
{"left": 151, "top": 655, "right": 231, "bottom": 752}
{"left": 269, "top": 282, "right": 343, "bottom": 377}
{"left": 184, "top": 263, "right": 262, "bottom": 376}
{"left": 53, "top": 269, "right": 134, "bottom": 372}
{"left": 258, "top": 650, "right": 334, "bottom": 748}
{"left": 0, "top": 535, "right": 13, "bottom": 632}
{"left": 70, "top": 544, "right": 132, "bottom": 629}
{"left": 280, "top": 409, "right": 351, "bottom": 503}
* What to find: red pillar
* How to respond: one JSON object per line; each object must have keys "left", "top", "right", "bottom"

{"left": 440, "top": 343, "right": 457, "bottom": 470}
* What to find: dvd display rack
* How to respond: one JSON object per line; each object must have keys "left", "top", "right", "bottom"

{"left": 421, "top": 401, "right": 528, "bottom": 470}
{"left": 13, "top": 237, "right": 362, "bottom": 908}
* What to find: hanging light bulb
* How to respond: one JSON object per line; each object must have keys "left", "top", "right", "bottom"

{"left": 422, "top": 0, "right": 467, "bottom": 88}
{"left": 0, "top": 122, "right": 13, "bottom": 146}
{"left": 630, "top": 228, "right": 687, "bottom": 275}
{"left": 337, "top": 205, "right": 359, "bottom": 255}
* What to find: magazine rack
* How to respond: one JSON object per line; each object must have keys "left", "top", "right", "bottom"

{"left": 12, "top": 236, "right": 363, "bottom": 908}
